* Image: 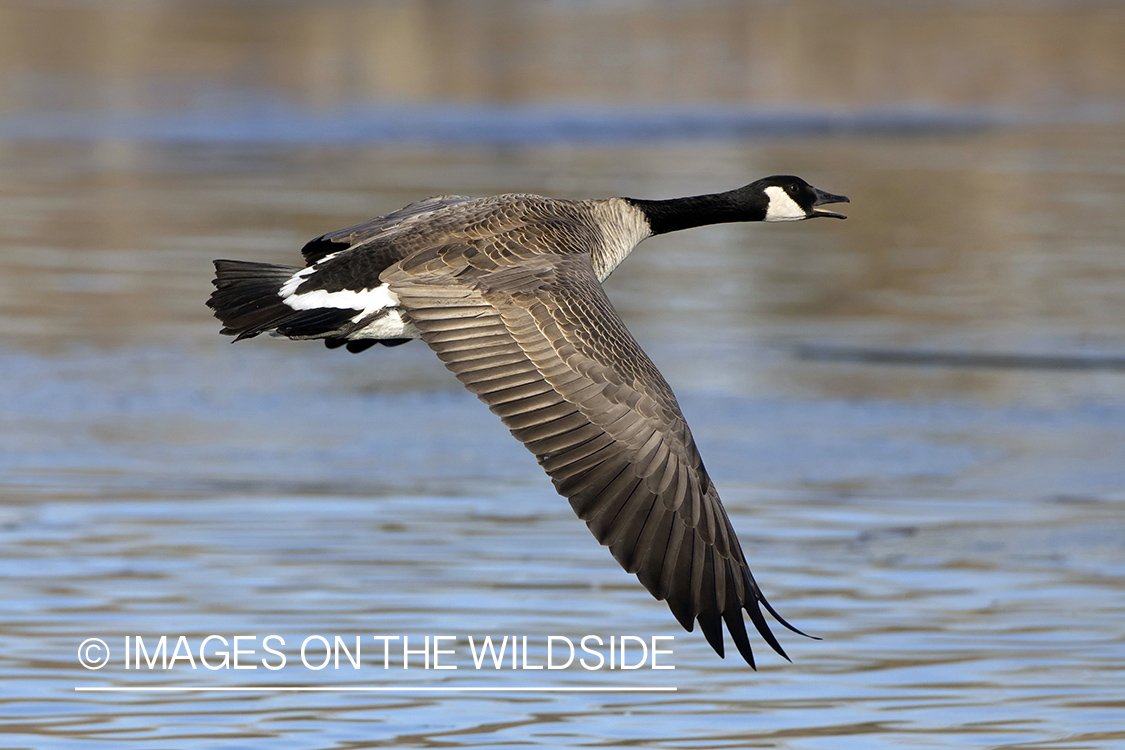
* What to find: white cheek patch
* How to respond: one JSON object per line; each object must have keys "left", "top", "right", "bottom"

{"left": 764, "top": 186, "right": 807, "bottom": 222}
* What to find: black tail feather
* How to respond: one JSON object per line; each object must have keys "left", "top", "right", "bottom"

{"left": 208, "top": 259, "right": 351, "bottom": 341}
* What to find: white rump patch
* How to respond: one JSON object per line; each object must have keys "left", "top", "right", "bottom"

{"left": 279, "top": 271, "right": 418, "bottom": 339}
{"left": 280, "top": 271, "right": 399, "bottom": 316}
{"left": 764, "top": 186, "right": 807, "bottom": 222}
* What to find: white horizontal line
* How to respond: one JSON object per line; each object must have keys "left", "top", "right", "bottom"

{"left": 75, "top": 686, "right": 676, "bottom": 693}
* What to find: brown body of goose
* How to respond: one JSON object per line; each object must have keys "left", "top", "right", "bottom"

{"left": 208, "top": 175, "right": 848, "bottom": 667}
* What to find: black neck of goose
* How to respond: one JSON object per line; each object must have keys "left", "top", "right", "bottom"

{"left": 625, "top": 190, "right": 767, "bottom": 236}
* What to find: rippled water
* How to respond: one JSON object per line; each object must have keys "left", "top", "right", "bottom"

{"left": 2, "top": 2, "right": 1125, "bottom": 748}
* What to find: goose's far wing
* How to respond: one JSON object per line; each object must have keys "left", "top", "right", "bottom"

{"left": 300, "top": 195, "right": 477, "bottom": 264}
{"left": 383, "top": 245, "right": 803, "bottom": 666}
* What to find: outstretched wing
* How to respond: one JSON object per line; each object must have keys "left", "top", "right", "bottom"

{"left": 382, "top": 243, "right": 803, "bottom": 666}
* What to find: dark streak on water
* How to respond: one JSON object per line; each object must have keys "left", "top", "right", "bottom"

{"left": 795, "top": 344, "right": 1125, "bottom": 372}
{"left": 0, "top": 103, "right": 1012, "bottom": 145}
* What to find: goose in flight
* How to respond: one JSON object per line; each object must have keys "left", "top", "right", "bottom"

{"left": 207, "top": 175, "right": 848, "bottom": 666}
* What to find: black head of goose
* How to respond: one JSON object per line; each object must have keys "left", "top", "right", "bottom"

{"left": 208, "top": 175, "right": 848, "bottom": 666}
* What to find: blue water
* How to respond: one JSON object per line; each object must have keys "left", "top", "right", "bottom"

{"left": 3, "top": 336, "right": 1123, "bottom": 747}
{"left": 0, "top": 100, "right": 1012, "bottom": 145}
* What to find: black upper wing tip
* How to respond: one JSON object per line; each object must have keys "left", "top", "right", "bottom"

{"left": 757, "top": 592, "right": 818, "bottom": 641}
{"left": 697, "top": 612, "right": 726, "bottom": 658}
{"left": 710, "top": 586, "right": 818, "bottom": 667}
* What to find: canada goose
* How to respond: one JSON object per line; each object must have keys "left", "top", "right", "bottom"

{"left": 208, "top": 175, "right": 848, "bottom": 666}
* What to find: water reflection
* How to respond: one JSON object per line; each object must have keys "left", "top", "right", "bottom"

{"left": 2, "top": 1, "right": 1124, "bottom": 110}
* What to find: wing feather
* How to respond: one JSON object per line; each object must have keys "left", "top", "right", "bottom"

{"left": 382, "top": 243, "right": 803, "bottom": 666}
{"left": 300, "top": 195, "right": 477, "bottom": 264}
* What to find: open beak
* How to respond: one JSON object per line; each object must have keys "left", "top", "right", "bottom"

{"left": 811, "top": 187, "right": 849, "bottom": 219}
